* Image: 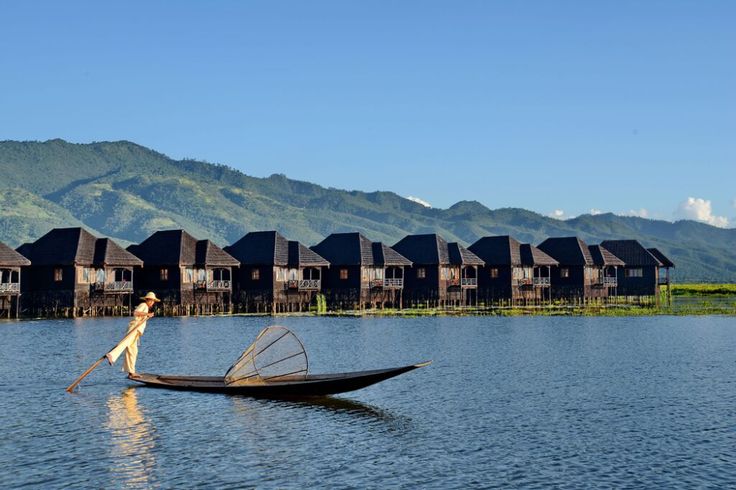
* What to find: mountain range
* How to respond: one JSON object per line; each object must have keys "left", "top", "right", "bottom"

{"left": 1, "top": 139, "right": 734, "bottom": 282}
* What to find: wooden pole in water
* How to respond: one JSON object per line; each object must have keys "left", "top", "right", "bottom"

{"left": 65, "top": 315, "right": 149, "bottom": 393}
{"left": 65, "top": 355, "right": 106, "bottom": 393}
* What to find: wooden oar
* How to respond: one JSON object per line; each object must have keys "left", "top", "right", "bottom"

{"left": 65, "top": 315, "right": 149, "bottom": 393}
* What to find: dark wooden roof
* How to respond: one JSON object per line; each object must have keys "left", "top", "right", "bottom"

{"left": 519, "top": 244, "right": 558, "bottom": 267}
{"left": 311, "top": 233, "right": 411, "bottom": 266}
{"left": 196, "top": 240, "right": 240, "bottom": 267}
{"left": 288, "top": 241, "right": 330, "bottom": 268}
{"left": 647, "top": 248, "right": 675, "bottom": 268}
{"left": 18, "top": 227, "right": 139, "bottom": 266}
{"left": 225, "top": 231, "right": 289, "bottom": 266}
{"left": 600, "top": 240, "right": 662, "bottom": 267}
{"left": 537, "top": 237, "right": 595, "bottom": 266}
{"left": 588, "top": 245, "right": 625, "bottom": 267}
{"left": 448, "top": 243, "right": 484, "bottom": 266}
{"left": 392, "top": 234, "right": 482, "bottom": 266}
{"left": 0, "top": 242, "right": 31, "bottom": 267}
{"left": 468, "top": 236, "right": 523, "bottom": 266}
{"left": 129, "top": 229, "right": 238, "bottom": 267}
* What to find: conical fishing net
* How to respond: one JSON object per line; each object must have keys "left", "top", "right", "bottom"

{"left": 224, "top": 326, "right": 308, "bottom": 385}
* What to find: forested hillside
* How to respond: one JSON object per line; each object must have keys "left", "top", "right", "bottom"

{"left": 1, "top": 139, "right": 734, "bottom": 281}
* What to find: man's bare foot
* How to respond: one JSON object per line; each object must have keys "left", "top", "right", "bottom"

{"left": 127, "top": 373, "right": 141, "bottom": 379}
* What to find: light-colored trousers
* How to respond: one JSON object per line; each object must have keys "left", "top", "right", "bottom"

{"left": 122, "top": 319, "right": 145, "bottom": 373}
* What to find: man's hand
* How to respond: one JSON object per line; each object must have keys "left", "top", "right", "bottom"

{"left": 147, "top": 312, "right": 155, "bottom": 318}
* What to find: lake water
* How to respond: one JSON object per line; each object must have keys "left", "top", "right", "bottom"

{"left": 1, "top": 315, "right": 735, "bottom": 489}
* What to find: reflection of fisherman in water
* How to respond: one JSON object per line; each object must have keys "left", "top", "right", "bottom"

{"left": 106, "top": 388, "right": 157, "bottom": 488}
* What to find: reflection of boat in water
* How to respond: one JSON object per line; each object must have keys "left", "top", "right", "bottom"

{"left": 106, "top": 388, "right": 156, "bottom": 487}
{"left": 131, "top": 326, "right": 431, "bottom": 398}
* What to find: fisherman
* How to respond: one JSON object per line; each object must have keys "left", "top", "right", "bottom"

{"left": 124, "top": 292, "right": 160, "bottom": 379}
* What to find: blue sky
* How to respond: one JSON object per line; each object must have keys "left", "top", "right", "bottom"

{"left": 1, "top": 1, "right": 734, "bottom": 226}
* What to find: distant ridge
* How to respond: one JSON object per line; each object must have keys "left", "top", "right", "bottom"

{"left": 1, "top": 139, "right": 734, "bottom": 281}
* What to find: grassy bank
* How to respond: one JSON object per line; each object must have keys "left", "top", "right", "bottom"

{"left": 314, "top": 303, "right": 736, "bottom": 317}
{"left": 671, "top": 283, "right": 736, "bottom": 296}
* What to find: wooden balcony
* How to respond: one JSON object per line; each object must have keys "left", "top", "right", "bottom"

{"left": 195, "top": 280, "right": 232, "bottom": 291}
{"left": 286, "top": 279, "right": 321, "bottom": 290}
{"left": 0, "top": 282, "right": 20, "bottom": 293}
{"left": 461, "top": 278, "right": 477, "bottom": 287}
{"left": 94, "top": 281, "right": 133, "bottom": 293}
{"left": 532, "top": 277, "right": 550, "bottom": 287}
{"left": 371, "top": 278, "right": 404, "bottom": 289}
{"left": 383, "top": 278, "right": 404, "bottom": 288}
{"left": 603, "top": 277, "right": 618, "bottom": 287}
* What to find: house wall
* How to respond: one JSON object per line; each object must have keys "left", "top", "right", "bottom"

{"left": 616, "top": 266, "right": 658, "bottom": 296}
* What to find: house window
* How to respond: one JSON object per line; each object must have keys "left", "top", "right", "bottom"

{"left": 160, "top": 268, "right": 169, "bottom": 281}
{"left": 79, "top": 267, "right": 93, "bottom": 284}
{"left": 54, "top": 268, "right": 63, "bottom": 282}
{"left": 560, "top": 268, "right": 570, "bottom": 278}
{"left": 417, "top": 267, "right": 426, "bottom": 279}
{"left": 625, "top": 268, "right": 643, "bottom": 278}
{"left": 251, "top": 269, "right": 260, "bottom": 281}
{"left": 183, "top": 268, "right": 194, "bottom": 283}
{"left": 490, "top": 268, "right": 499, "bottom": 279}
{"left": 340, "top": 268, "right": 349, "bottom": 280}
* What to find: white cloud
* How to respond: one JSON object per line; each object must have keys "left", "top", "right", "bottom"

{"left": 589, "top": 208, "right": 603, "bottom": 215}
{"left": 620, "top": 208, "right": 649, "bottom": 218}
{"left": 549, "top": 209, "right": 566, "bottom": 220}
{"left": 406, "top": 195, "right": 432, "bottom": 208}
{"left": 674, "top": 197, "right": 729, "bottom": 228}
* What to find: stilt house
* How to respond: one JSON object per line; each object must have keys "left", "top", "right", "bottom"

{"left": 224, "top": 231, "right": 330, "bottom": 313}
{"left": 587, "top": 245, "right": 624, "bottom": 297}
{"left": 127, "top": 230, "right": 239, "bottom": 315}
{"left": 311, "top": 232, "right": 411, "bottom": 309}
{"left": 537, "top": 237, "right": 618, "bottom": 302}
{"left": 17, "top": 227, "right": 142, "bottom": 317}
{"left": 0, "top": 242, "right": 31, "bottom": 318}
{"left": 468, "top": 236, "right": 558, "bottom": 305}
{"left": 392, "top": 234, "right": 483, "bottom": 307}
{"left": 600, "top": 240, "right": 674, "bottom": 299}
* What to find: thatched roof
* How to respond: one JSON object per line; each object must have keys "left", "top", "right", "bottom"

{"left": 588, "top": 245, "right": 625, "bottom": 267}
{"left": 129, "top": 229, "right": 238, "bottom": 267}
{"left": 537, "top": 237, "right": 594, "bottom": 266}
{"left": 0, "top": 242, "right": 31, "bottom": 267}
{"left": 93, "top": 238, "right": 143, "bottom": 267}
{"left": 519, "top": 244, "right": 558, "bottom": 267}
{"left": 311, "top": 232, "right": 411, "bottom": 266}
{"left": 288, "top": 241, "right": 330, "bottom": 267}
{"left": 600, "top": 240, "right": 662, "bottom": 267}
{"left": 647, "top": 248, "right": 675, "bottom": 268}
{"left": 18, "top": 227, "right": 139, "bottom": 266}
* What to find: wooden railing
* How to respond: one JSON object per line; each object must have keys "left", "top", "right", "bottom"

{"left": 657, "top": 277, "right": 670, "bottom": 285}
{"left": 207, "top": 280, "right": 231, "bottom": 290}
{"left": 532, "top": 277, "right": 551, "bottom": 287}
{"left": 603, "top": 277, "right": 617, "bottom": 286}
{"left": 383, "top": 278, "right": 404, "bottom": 288}
{"left": 0, "top": 283, "right": 20, "bottom": 293}
{"left": 95, "top": 281, "right": 133, "bottom": 292}
{"left": 461, "top": 278, "right": 477, "bottom": 287}
{"left": 286, "top": 279, "right": 320, "bottom": 290}
{"left": 299, "top": 279, "right": 320, "bottom": 290}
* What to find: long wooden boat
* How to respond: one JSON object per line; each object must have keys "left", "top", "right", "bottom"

{"left": 130, "top": 361, "right": 431, "bottom": 397}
